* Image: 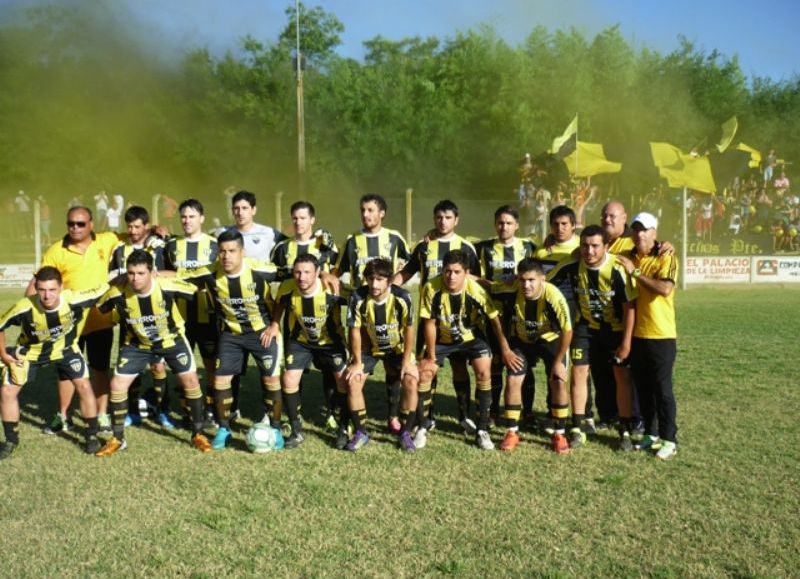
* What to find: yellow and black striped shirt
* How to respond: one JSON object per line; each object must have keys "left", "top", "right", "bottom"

{"left": 419, "top": 277, "right": 498, "bottom": 345}
{"left": 335, "top": 228, "right": 410, "bottom": 288}
{"left": 629, "top": 246, "right": 678, "bottom": 339}
{"left": 164, "top": 234, "right": 219, "bottom": 324}
{"left": 402, "top": 235, "right": 480, "bottom": 286}
{"left": 275, "top": 280, "right": 347, "bottom": 346}
{"left": 97, "top": 278, "right": 196, "bottom": 349}
{"left": 475, "top": 237, "right": 537, "bottom": 293}
{"left": 187, "top": 259, "right": 278, "bottom": 335}
{"left": 347, "top": 285, "right": 414, "bottom": 356}
{"left": 271, "top": 237, "right": 339, "bottom": 281}
{"left": 496, "top": 282, "right": 572, "bottom": 344}
{"left": 108, "top": 235, "right": 166, "bottom": 277}
{"left": 534, "top": 236, "right": 580, "bottom": 303}
{"left": 0, "top": 285, "right": 108, "bottom": 363}
{"left": 548, "top": 254, "right": 637, "bottom": 331}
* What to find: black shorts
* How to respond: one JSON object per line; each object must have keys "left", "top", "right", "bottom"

{"left": 216, "top": 332, "right": 281, "bottom": 378}
{"left": 115, "top": 337, "right": 196, "bottom": 377}
{"left": 507, "top": 338, "right": 563, "bottom": 377}
{"left": 433, "top": 338, "right": 492, "bottom": 367}
{"left": 570, "top": 323, "right": 626, "bottom": 367}
{"left": 185, "top": 322, "right": 218, "bottom": 361}
{"left": 2, "top": 348, "right": 88, "bottom": 387}
{"left": 285, "top": 340, "right": 347, "bottom": 374}
{"left": 79, "top": 327, "right": 113, "bottom": 372}
{"left": 360, "top": 351, "right": 404, "bottom": 377}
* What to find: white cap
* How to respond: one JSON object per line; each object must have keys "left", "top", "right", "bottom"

{"left": 631, "top": 212, "right": 658, "bottom": 230}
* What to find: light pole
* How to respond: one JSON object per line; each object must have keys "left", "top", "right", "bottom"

{"left": 295, "top": 0, "right": 306, "bottom": 196}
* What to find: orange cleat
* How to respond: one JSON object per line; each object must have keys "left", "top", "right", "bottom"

{"left": 96, "top": 438, "right": 126, "bottom": 457}
{"left": 499, "top": 430, "right": 520, "bottom": 452}
{"left": 192, "top": 433, "right": 213, "bottom": 453}
{"left": 552, "top": 432, "right": 570, "bottom": 455}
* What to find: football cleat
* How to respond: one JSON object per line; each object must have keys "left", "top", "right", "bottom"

{"left": 636, "top": 434, "right": 662, "bottom": 451}
{"left": 124, "top": 413, "right": 142, "bottom": 428}
{"left": 157, "top": 412, "right": 177, "bottom": 430}
{"left": 96, "top": 438, "right": 127, "bottom": 457}
{"left": 413, "top": 427, "right": 428, "bottom": 450}
{"left": 84, "top": 436, "right": 101, "bottom": 455}
{"left": 0, "top": 441, "right": 18, "bottom": 460}
{"left": 618, "top": 432, "right": 634, "bottom": 452}
{"left": 283, "top": 432, "right": 305, "bottom": 449}
{"left": 399, "top": 431, "right": 416, "bottom": 453}
{"left": 345, "top": 430, "right": 370, "bottom": 452}
{"left": 582, "top": 417, "right": 597, "bottom": 435}
{"left": 655, "top": 441, "right": 677, "bottom": 461}
{"left": 192, "top": 433, "right": 212, "bottom": 453}
{"left": 97, "top": 413, "right": 111, "bottom": 432}
{"left": 552, "top": 432, "right": 570, "bottom": 455}
{"left": 325, "top": 414, "right": 339, "bottom": 432}
{"left": 499, "top": 430, "right": 520, "bottom": 452}
{"left": 335, "top": 429, "right": 349, "bottom": 450}
{"left": 43, "top": 413, "right": 71, "bottom": 435}
{"left": 475, "top": 430, "right": 494, "bottom": 451}
{"left": 459, "top": 418, "right": 477, "bottom": 435}
{"left": 211, "top": 427, "right": 232, "bottom": 450}
{"left": 569, "top": 427, "right": 586, "bottom": 449}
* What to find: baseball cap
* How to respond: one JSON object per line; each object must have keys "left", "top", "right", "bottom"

{"left": 631, "top": 212, "right": 658, "bottom": 230}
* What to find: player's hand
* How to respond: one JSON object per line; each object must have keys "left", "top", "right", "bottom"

{"left": 502, "top": 348, "right": 525, "bottom": 373}
{"left": 657, "top": 240, "right": 674, "bottom": 255}
{"left": 260, "top": 325, "right": 279, "bottom": 348}
{"left": 320, "top": 271, "right": 341, "bottom": 295}
{"left": 549, "top": 361, "right": 568, "bottom": 384}
{"left": 151, "top": 225, "right": 170, "bottom": 239}
{"left": 0, "top": 351, "right": 23, "bottom": 367}
{"left": 344, "top": 362, "right": 364, "bottom": 382}
{"left": 615, "top": 254, "right": 634, "bottom": 275}
{"left": 401, "top": 361, "right": 418, "bottom": 381}
{"left": 613, "top": 344, "right": 630, "bottom": 364}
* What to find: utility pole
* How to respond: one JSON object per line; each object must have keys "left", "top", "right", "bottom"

{"left": 295, "top": 0, "right": 306, "bottom": 196}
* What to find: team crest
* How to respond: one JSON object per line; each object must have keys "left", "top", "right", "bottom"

{"left": 261, "top": 355, "right": 274, "bottom": 370}
{"left": 177, "top": 353, "right": 189, "bottom": 367}
{"left": 70, "top": 359, "right": 83, "bottom": 374}
{"left": 333, "top": 355, "right": 343, "bottom": 367}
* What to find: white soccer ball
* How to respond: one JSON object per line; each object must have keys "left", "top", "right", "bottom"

{"left": 246, "top": 423, "right": 281, "bottom": 453}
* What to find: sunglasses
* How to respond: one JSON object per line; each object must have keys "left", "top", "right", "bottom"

{"left": 67, "top": 221, "right": 88, "bottom": 228}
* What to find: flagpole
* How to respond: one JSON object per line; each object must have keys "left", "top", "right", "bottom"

{"left": 681, "top": 186, "right": 687, "bottom": 290}
{"left": 575, "top": 112, "right": 579, "bottom": 180}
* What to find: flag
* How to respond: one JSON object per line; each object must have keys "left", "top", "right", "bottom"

{"left": 650, "top": 142, "right": 716, "bottom": 193}
{"left": 564, "top": 142, "right": 622, "bottom": 177}
{"left": 550, "top": 115, "right": 577, "bottom": 158}
{"left": 735, "top": 142, "right": 762, "bottom": 169}
{"left": 715, "top": 116, "right": 738, "bottom": 153}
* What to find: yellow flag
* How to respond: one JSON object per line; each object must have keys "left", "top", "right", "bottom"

{"left": 735, "top": 142, "right": 762, "bottom": 169}
{"left": 564, "top": 142, "right": 622, "bottom": 176}
{"left": 716, "top": 116, "right": 738, "bottom": 153}
{"left": 650, "top": 142, "right": 716, "bottom": 193}
{"left": 550, "top": 115, "right": 578, "bottom": 157}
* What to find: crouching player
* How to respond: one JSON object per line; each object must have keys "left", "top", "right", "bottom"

{"left": 417, "top": 250, "right": 521, "bottom": 450}
{"left": 343, "top": 259, "right": 419, "bottom": 452}
{"left": 0, "top": 267, "right": 108, "bottom": 459}
{"left": 94, "top": 250, "right": 212, "bottom": 455}
{"left": 495, "top": 259, "right": 573, "bottom": 453}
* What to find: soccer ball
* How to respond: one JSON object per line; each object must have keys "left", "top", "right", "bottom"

{"left": 246, "top": 423, "right": 284, "bottom": 453}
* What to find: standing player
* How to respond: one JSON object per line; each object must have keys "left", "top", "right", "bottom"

{"left": 263, "top": 254, "right": 349, "bottom": 449}
{"left": 183, "top": 230, "right": 282, "bottom": 450}
{"left": 229, "top": 190, "right": 286, "bottom": 262}
{"left": 94, "top": 250, "right": 212, "bottom": 455}
{"left": 343, "top": 259, "right": 418, "bottom": 452}
{"left": 615, "top": 213, "right": 679, "bottom": 460}
{"left": 394, "top": 200, "right": 480, "bottom": 432}
{"left": 495, "top": 259, "right": 572, "bottom": 453}
{"left": 417, "top": 250, "right": 521, "bottom": 450}
{"left": 324, "top": 194, "right": 410, "bottom": 433}
{"left": 474, "top": 205, "right": 536, "bottom": 424}
{"left": 0, "top": 267, "right": 108, "bottom": 459}
{"left": 164, "top": 199, "right": 219, "bottom": 427}
{"left": 548, "top": 225, "right": 638, "bottom": 450}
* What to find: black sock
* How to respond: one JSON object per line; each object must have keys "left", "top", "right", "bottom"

{"left": 153, "top": 376, "right": 169, "bottom": 412}
{"left": 454, "top": 379, "right": 470, "bottom": 421}
{"left": 351, "top": 408, "right": 367, "bottom": 433}
{"left": 522, "top": 371, "right": 535, "bottom": 414}
{"left": 3, "top": 420, "right": 19, "bottom": 445}
{"left": 476, "top": 389, "right": 492, "bottom": 431}
{"left": 386, "top": 379, "right": 401, "bottom": 418}
{"left": 400, "top": 408, "right": 417, "bottom": 433}
{"left": 109, "top": 395, "right": 128, "bottom": 441}
{"left": 85, "top": 416, "right": 99, "bottom": 438}
{"left": 284, "top": 391, "right": 302, "bottom": 433}
{"left": 214, "top": 386, "right": 233, "bottom": 429}
{"left": 263, "top": 386, "right": 283, "bottom": 429}
{"left": 490, "top": 371, "right": 503, "bottom": 415}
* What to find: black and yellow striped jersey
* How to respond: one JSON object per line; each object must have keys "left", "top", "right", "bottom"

{"left": 534, "top": 236, "right": 580, "bottom": 302}
{"left": 335, "top": 228, "right": 410, "bottom": 288}
{"left": 475, "top": 237, "right": 537, "bottom": 292}
{"left": 97, "top": 278, "right": 196, "bottom": 349}
{"left": 419, "top": 277, "right": 499, "bottom": 345}
{"left": 108, "top": 235, "right": 166, "bottom": 277}
{"left": 186, "top": 259, "right": 278, "bottom": 335}
{"left": 547, "top": 254, "right": 637, "bottom": 331}
{"left": 402, "top": 235, "right": 480, "bottom": 286}
{"left": 0, "top": 285, "right": 108, "bottom": 363}
{"left": 164, "top": 234, "right": 219, "bottom": 324}
{"left": 271, "top": 237, "right": 339, "bottom": 281}
{"left": 275, "top": 280, "right": 347, "bottom": 346}
{"left": 609, "top": 234, "right": 634, "bottom": 255}
{"left": 495, "top": 282, "right": 572, "bottom": 344}
{"left": 628, "top": 246, "right": 678, "bottom": 339}
{"left": 346, "top": 285, "right": 414, "bottom": 356}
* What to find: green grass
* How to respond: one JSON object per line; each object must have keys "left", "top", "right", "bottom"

{"left": 0, "top": 286, "right": 798, "bottom": 577}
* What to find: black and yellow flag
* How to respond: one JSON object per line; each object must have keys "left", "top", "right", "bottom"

{"left": 715, "top": 116, "right": 738, "bottom": 153}
{"left": 550, "top": 115, "right": 577, "bottom": 159}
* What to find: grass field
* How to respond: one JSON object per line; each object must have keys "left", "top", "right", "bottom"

{"left": 0, "top": 286, "right": 798, "bottom": 577}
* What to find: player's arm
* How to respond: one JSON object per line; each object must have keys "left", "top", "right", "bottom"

{"left": 343, "top": 326, "right": 364, "bottom": 382}
{"left": 550, "top": 328, "right": 572, "bottom": 384}
{"left": 394, "top": 243, "right": 422, "bottom": 285}
{"left": 615, "top": 301, "right": 636, "bottom": 362}
{"left": 0, "top": 330, "right": 22, "bottom": 367}
{"left": 261, "top": 297, "right": 285, "bottom": 347}
{"left": 400, "top": 323, "right": 418, "bottom": 379}
{"left": 615, "top": 255, "right": 675, "bottom": 297}
{"left": 422, "top": 318, "right": 437, "bottom": 364}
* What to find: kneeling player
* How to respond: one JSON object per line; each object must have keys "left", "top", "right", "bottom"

{"left": 417, "top": 250, "right": 521, "bottom": 450}
{"left": 95, "top": 250, "right": 212, "bottom": 455}
{"left": 263, "top": 254, "right": 349, "bottom": 449}
{"left": 495, "top": 259, "right": 572, "bottom": 453}
{"left": 0, "top": 267, "right": 108, "bottom": 458}
{"left": 343, "top": 258, "right": 419, "bottom": 452}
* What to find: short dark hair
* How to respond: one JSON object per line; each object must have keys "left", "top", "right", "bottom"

{"left": 580, "top": 224, "right": 609, "bottom": 245}
{"left": 179, "top": 198, "right": 204, "bottom": 215}
{"left": 360, "top": 194, "right": 387, "bottom": 213}
{"left": 293, "top": 253, "right": 320, "bottom": 270}
{"left": 494, "top": 205, "right": 519, "bottom": 222}
{"left": 34, "top": 265, "right": 62, "bottom": 285}
{"left": 363, "top": 258, "right": 393, "bottom": 280}
{"left": 550, "top": 205, "right": 576, "bottom": 226}
{"left": 442, "top": 249, "right": 470, "bottom": 269}
{"left": 517, "top": 258, "right": 544, "bottom": 276}
{"left": 124, "top": 205, "right": 150, "bottom": 225}
{"left": 217, "top": 228, "right": 244, "bottom": 247}
{"left": 232, "top": 191, "right": 256, "bottom": 208}
{"left": 433, "top": 199, "right": 459, "bottom": 217}
{"left": 290, "top": 201, "right": 315, "bottom": 217}
{"left": 126, "top": 249, "right": 154, "bottom": 270}
{"left": 67, "top": 206, "right": 93, "bottom": 221}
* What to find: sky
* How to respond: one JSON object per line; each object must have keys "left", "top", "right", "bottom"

{"left": 107, "top": 0, "right": 800, "bottom": 81}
